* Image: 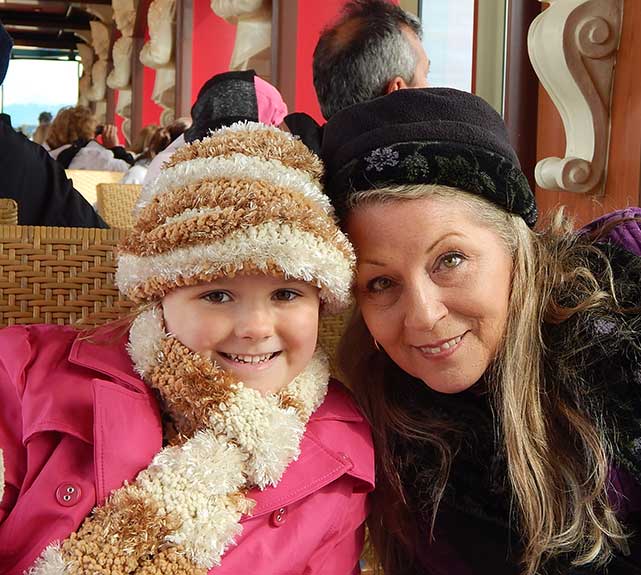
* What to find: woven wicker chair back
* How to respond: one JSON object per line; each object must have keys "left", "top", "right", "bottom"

{"left": 0, "top": 198, "right": 18, "bottom": 226}
{"left": 96, "top": 183, "right": 141, "bottom": 229}
{"left": 0, "top": 223, "right": 350, "bottom": 372}
{"left": 65, "top": 170, "right": 125, "bottom": 205}
{"left": 0, "top": 225, "right": 133, "bottom": 326}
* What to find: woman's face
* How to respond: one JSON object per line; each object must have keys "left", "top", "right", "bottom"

{"left": 347, "top": 196, "right": 513, "bottom": 394}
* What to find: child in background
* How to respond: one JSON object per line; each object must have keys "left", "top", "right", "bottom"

{"left": 0, "top": 122, "right": 373, "bottom": 574}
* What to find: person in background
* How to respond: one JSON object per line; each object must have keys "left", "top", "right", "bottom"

{"left": 141, "top": 69, "right": 287, "bottom": 190}
{"left": 121, "top": 118, "right": 190, "bottom": 184}
{"left": 0, "top": 24, "right": 106, "bottom": 228}
{"left": 31, "top": 111, "right": 52, "bottom": 147}
{"left": 320, "top": 87, "right": 641, "bottom": 574}
{"left": 0, "top": 121, "right": 373, "bottom": 575}
{"left": 314, "top": 0, "right": 429, "bottom": 120}
{"left": 128, "top": 123, "right": 159, "bottom": 157}
{"left": 47, "top": 106, "right": 133, "bottom": 172}
{"left": 285, "top": 0, "right": 430, "bottom": 154}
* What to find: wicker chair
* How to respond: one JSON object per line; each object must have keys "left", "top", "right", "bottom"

{"left": 65, "top": 170, "right": 125, "bottom": 206}
{"left": 318, "top": 310, "right": 350, "bottom": 376}
{"left": 0, "top": 225, "right": 133, "bottom": 327}
{"left": 96, "top": 183, "right": 142, "bottom": 229}
{"left": 0, "top": 199, "right": 18, "bottom": 225}
{"left": 0, "top": 223, "right": 349, "bottom": 372}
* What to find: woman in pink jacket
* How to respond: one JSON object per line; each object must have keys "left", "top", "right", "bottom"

{"left": 0, "top": 121, "right": 374, "bottom": 574}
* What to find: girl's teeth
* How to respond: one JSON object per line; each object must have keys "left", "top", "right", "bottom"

{"left": 420, "top": 335, "right": 462, "bottom": 355}
{"left": 227, "top": 353, "right": 275, "bottom": 364}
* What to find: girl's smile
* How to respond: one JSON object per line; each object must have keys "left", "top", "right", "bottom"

{"left": 162, "top": 274, "right": 321, "bottom": 395}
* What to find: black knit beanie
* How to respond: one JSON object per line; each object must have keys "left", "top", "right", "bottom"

{"left": 184, "top": 69, "right": 258, "bottom": 143}
{"left": 320, "top": 87, "right": 537, "bottom": 226}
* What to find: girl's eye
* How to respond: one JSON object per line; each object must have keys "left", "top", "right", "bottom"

{"left": 366, "top": 276, "right": 395, "bottom": 293}
{"left": 438, "top": 253, "right": 465, "bottom": 270}
{"left": 273, "top": 289, "right": 300, "bottom": 302}
{"left": 202, "top": 291, "right": 231, "bottom": 303}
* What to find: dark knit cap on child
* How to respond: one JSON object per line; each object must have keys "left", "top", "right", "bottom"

{"left": 320, "top": 87, "right": 537, "bottom": 226}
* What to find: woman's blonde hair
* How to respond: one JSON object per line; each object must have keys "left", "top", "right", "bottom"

{"left": 339, "top": 184, "right": 628, "bottom": 575}
{"left": 46, "top": 106, "right": 97, "bottom": 150}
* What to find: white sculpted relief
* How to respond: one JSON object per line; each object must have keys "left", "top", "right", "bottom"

{"left": 140, "top": 0, "right": 177, "bottom": 125}
{"left": 108, "top": 0, "right": 136, "bottom": 90}
{"left": 211, "top": 0, "right": 272, "bottom": 80}
{"left": 108, "top": 0, "right": 137, "bottom": 141}
{"left": 77, "top": 43, "right": 95, "bottom": 107}
{"left": 87, "top": 21, "right": 110, "bottom": 119}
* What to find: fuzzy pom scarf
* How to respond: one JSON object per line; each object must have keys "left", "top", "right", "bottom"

{"left": 28, "top": 306, "right": 329, "bottom": 574}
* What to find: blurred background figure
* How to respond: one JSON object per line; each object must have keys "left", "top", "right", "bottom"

{"left": 0, "top": 23, "right": 106, "bottom": 227}
{"left": 121, "top": 118, "right": 190, "bottom": 184}
{"left": 128, "top": 123, "right": 158, "bottom": 157}
{"left": 47, "top": 105, "right": 133, "bottom": 172}
{"left": 31, "top": 111, "right": 52, "bottom": 147}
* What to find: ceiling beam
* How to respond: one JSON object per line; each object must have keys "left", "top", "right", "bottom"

{"left": 8, "top": 30, "right": 83, "bottom": 50}
{"left": 1, "top": 10, "right": 92, "bottom": 31}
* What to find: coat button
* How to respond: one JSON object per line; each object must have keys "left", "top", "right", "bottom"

{"left": 338, "top": 452, "right": 352, "bottom": 465}
{"left": 270, "top": 506, "right": 287, "bottom": 527}
{"left": 56, "top": 483, "right": 82, "bottom": 507}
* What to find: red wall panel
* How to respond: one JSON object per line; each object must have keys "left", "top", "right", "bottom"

{"left": 191, "top": 0, "right": 236, "bottom": 104}
{"left": 294, "top": 0, "right": 345, "bottom": 122}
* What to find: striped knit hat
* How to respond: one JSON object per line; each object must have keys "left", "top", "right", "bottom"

{"left": 116, "top": 121, "right": 355, "bottom": 314}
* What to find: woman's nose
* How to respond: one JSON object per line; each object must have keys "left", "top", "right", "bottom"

{"left": 233, "top": 303, "right": 275, "bottom": 340}
{"left": 402, "top": 281, "right": 448, "bottom": 333}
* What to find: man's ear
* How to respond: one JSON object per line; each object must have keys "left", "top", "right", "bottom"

{"left": 386, "top": 76, "right": 409, "bottom": 94}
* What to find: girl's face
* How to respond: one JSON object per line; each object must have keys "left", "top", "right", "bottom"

{"left": 162, "top": 274, "right": 320, "bottom": 395}
{"left": 346, "top": 196, "right": 512, "bottom": 394}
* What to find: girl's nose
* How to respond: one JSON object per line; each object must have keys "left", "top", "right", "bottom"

{"left": 233, "top": 304, "right": 275, "bottom": 340}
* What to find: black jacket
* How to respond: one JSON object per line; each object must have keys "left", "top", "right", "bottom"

{"left": 0, "top": 119, "right": 107, "bottom": 228}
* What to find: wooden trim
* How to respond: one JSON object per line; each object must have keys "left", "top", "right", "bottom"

{"left": 175, "top": 0, "right": 193, "bottom": 117}
{"left": 130, "top": 36, "right": 145, "bottom": 138}
{"left": 106, "top": 23, "right": 116, "bottom": 124}
{"left": 273, "top": 0, "right": 298, "bottom": 112}
{"left": 471, "top": 0, "right": 478, "bottom": 93}
{"left": 133, "top": 0, "right": 154, "bottom": 38}
{"left": 503, "top": 0, "right": 539, "bottom": 190}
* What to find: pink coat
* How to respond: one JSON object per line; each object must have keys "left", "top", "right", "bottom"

{"left": 0, "top": 325, "right": 374, "bottom": 575}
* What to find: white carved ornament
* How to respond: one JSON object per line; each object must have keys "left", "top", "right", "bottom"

{"left": 211, "top": 0, "right": 271, "bottom": 80}
{"left": 87, "top": 20, "right": 110, "bottom": 110}
{"left": 527, "top": 0, "right": 623, "bottom": 195}
{"left": 77, "top": 43, "right": 95, "bottom": 107}
{"left": 140, "top": 0, "right": 177, "bottom": 126}
{"left": 107, "top": 0, "right": 136, "bottom": 141}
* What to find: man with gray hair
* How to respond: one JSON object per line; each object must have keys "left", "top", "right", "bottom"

{"left": 313, "top": 0, "right": 430, "bottom": 120}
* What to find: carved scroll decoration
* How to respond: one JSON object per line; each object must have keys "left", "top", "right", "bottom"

{"left": 77, "top": 43, "right": 95, "bottom": 107}
{"left": 527, "top": 0, "right": 623, "bottom": 195}
{"left": 211, "top": 0, "right": 272, "bottom": 81}
{"left": 140, "top": 0, "right": 176, "bottom": 126}
{"left": 86, "top": 21, "right": 111, "bottom": 122}
{"left": 108, "top": 0, "right": 137, "bottom": 141}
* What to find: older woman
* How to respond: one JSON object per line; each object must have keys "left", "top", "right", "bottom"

{"left": 321, "top": 88, "right": 641, "bottom": 575}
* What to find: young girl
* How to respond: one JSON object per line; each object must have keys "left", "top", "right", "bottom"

{"left": 0, "top": 122, "right": 373, "bottom": 574}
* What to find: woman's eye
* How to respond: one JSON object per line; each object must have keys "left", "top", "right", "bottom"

{"left": 439, "top": 253, "right": 464, "bottom": 269}
{"left": 202, "top": 291, "right": 231, "bottom": 303}
{"left": 273, "top": 289, "right": 299, "bottom": 302}
{"left": 367, "top": 277, "right": 395, "bottom": 293}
